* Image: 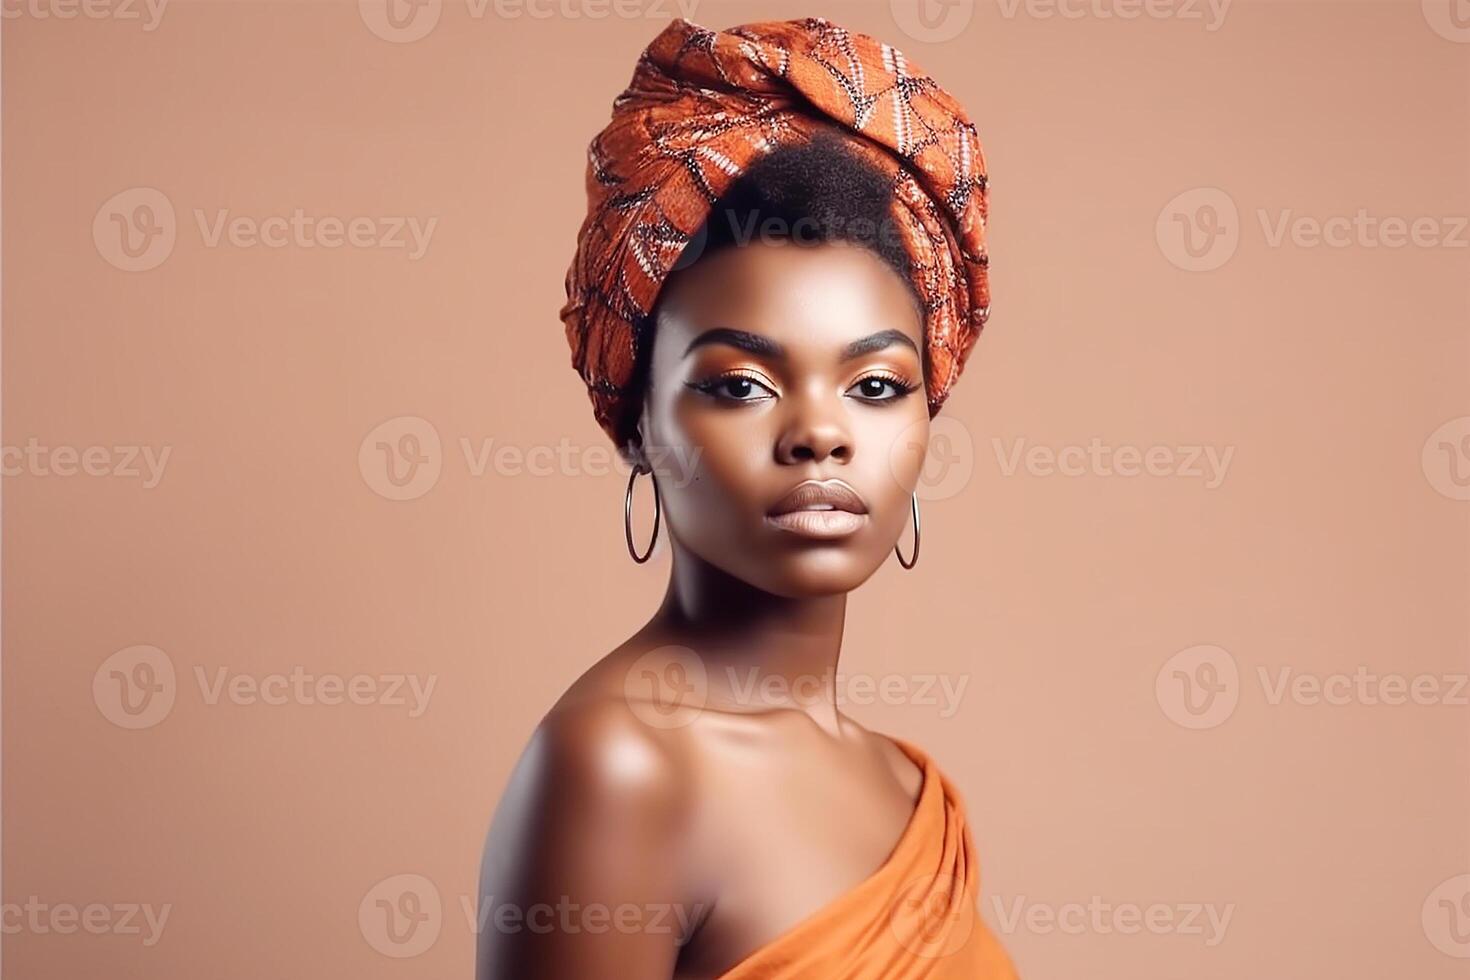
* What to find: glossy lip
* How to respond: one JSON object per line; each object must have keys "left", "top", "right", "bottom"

{"left": 765, "top": 479, "right": 870, "bottom": 539}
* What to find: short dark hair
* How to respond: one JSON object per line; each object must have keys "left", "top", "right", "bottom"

{"left": 620, "top": 135, "right": 921, "bottom": 450}
{"left": 674, "top": 131, "right": 914, "bottom": 283}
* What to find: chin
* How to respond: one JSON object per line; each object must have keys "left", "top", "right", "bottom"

{"left": 749, "top": 549, "right": 884, "bottom": 599}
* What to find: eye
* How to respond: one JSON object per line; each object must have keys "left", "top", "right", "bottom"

{"left": 688, "top": 371, "right": 778, "bottom": 403}
{"left": 848, "top": 374, "right": 919, "bottom": 402}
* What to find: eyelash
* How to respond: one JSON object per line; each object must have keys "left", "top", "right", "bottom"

{"left": 687, "top": 370, "right": 920, "bottom": 403}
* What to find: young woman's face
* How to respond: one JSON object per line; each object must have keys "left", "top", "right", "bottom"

{"left": 637, "top": 239, "right": 930, "bottom": 598}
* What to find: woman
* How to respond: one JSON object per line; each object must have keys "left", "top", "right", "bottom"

{"left": 478, "top": 17, "right": 1017, "bottom": 979}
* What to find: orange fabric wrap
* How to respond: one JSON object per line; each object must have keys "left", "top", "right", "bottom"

{"left": 716, "top": 736, "right": 1020, "bottom": 979}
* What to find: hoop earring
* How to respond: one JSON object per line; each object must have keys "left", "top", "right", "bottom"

{"left": 624, "top": 464, "right": 661, "bottom": 564}
{"left": 894, "top": 492, "right": 920, "bottom": 569}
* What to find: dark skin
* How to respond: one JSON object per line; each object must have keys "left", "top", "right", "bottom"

{"left": 477, "top": 238, "right": 933, "bottom": 980}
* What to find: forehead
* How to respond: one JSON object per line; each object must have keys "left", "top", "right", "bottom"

{"left": 653, "top": 240, "right": 924, "bottom": 356}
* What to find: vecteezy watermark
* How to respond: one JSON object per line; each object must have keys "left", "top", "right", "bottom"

{"left": 989, "top": 895, "right": 1235, "bottom": 946}
{"left": 1156, "top": 644, "right": 1239, "bottom": 729}
{"left": 994, "top": 0, "right": 1231, "bottom": 31}
{"left": 1156, "top": 644, "right": 1470, "bottom": 730}
{"left": 358, "top": 0, "right": 699, "bottom": 44}
{"left": 1256, "top": 666, "right": 1469, "bottom": 708}
{"left": 887, "top": 416, "right": 976, "bottom": 502}
{"left": 888, "top": 422, "right": 1233, "bottom": 500}
{"left": 360, "top": 874, "right": 442, "bottom": 958}
{"left": 0, "top": 898, "right": 172, "bottom": 946}
{"left": 1257, "top": 209, "right": 1469, "bottom": 250}
{"left": 93, "top": 646, "right": 437, "bottom": 729}
{"left": 992, "top": 437, "right": 1234, "bottom": 489}
{"left": 194, "top": 666, "right": 436, "bottom": 717}
{"left": 889, "top": 0, "right": 975, "bottom": 43}
{"left": 620, "top": 645, "right": 970, "bottom": 729}
{"left": 622, "top": 646, "right": 709, "bottom": 729}
{"left": 671, "top": 207, "right": 911, "bottom": 274}
{"left": 2, "top": 438, "right": 171, "bottom": 488}
{"left": 467, "top": 895, "right": 707, "bottom": 941}
{"left": 1422, "top": 873, "right": 1470, "bottom": 958}
{"left": 359, "top": 873, "right": 708, "bottom": 959}
{"left": 93, "top": 188, "right": 437, "bottom": 272}
{"left": 1156, "top": 187, "right": 1239, "bottom": 271}
{"left": 357, "top": 415, "right": 703, "bottom": 502}
{"left": 1157, "top": 187, "right": 1469, "bottom": 271}
{"left": 359, "top": 416, "right": 443, "bottom": 501}
{"left": 459, "top": 437, "right": 700, "bottom": 487}
{"left": 1, "top": 0, "right": 167, "bottom": 29}
{"left": 724, "top": 666, "right": 970, "bottom": 719}
{"left": 1422, "top": 416, "right": 1470, "bottom": 501}
{"left": 888, "top": 872, "right": 977, "bottom": 959}
{"left": 1421, "top": 0, "right": 1470, "bottom": 43}
{"left": 93, "top": 645, "right": 178, "bottom": 730}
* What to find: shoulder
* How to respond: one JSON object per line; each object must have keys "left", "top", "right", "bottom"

{"left": 866, "top": 728, "right": 927, "bottom": 801}
{"left": 487, "top": 694, "right": 695, "bottom": 854}
{"left": 477, "top": 695, "right": 704, "bottom": 978}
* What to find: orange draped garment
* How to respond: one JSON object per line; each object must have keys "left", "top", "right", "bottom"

{"left": 715, "top": 737, "right": 1019, "bottom": 979}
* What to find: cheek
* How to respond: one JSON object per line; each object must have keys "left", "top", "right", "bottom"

{"left": 650, "top": 399, "right": 772, "bottom": 527}
{"left": 866, "top": 406, "right": 930, "bottom": 497}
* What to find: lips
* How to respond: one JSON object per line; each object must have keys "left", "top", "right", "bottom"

{"left": 766, "top": 479, "right": 870, "bottom": 539}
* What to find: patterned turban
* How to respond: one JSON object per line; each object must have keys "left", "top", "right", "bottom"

{"left": 560, "top": 16, "right": 991, "bottom": 449}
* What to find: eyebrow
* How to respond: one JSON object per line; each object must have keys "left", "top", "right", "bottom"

{"left": 841, "top": 328, "right": 920, "bottom": 362}
{"left": 683, "top": 327, "right": 920, "bottom": 362}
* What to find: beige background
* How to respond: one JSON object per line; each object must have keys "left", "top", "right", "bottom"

{"left": 4, "top": 0, "right": 1468, "bottom": 976}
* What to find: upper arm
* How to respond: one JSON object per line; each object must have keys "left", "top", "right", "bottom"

{"left": 476, "top": 703, "right": 699, "bottom": 980}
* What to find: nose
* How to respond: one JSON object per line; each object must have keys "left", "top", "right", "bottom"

{"left": 774, "top": 392, "right": 853, "bottom": 465}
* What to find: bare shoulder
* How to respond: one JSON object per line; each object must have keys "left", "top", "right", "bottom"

{"left": 477, "top": 689, "right": 702, "bottom": 980}
{"left": 489, "top": 631, "right": 704, "bottom": 832}
{"left": 859, "top": 723, "right": 926, "bottom": 801}
{"left": 483, "top": 692, "right": 695, "bottom": 868}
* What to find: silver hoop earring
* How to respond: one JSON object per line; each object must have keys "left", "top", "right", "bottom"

{"left": 624, "top": 464, "right": 661, "bottom": 564}
{"left": 894, "top": 492, "right": 920, "bottom": 569}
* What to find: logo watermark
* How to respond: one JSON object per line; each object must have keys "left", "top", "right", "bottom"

{"left": 1156, "top": 187, "right": 1239, "bottom": 272}
{"left": 359, "top": 416, "right": 444, "bottom": 501}
{"left": 357, "top": 415, "right": 703, "bottom": 501}
{"left": 888, "top": 421, "right": 1233, "bottom": 499}
{"left": 359, "top": 0, "right": 699, "bottom": 44}
{"left": 360, "top": 874, "right": 442, "bottom": 958}
{"left": 621, "top": 645, "right": 970, "bottom": 729}
{"left": 1258, "top": 209, "right": 1468, "bottom": 250}
{"left": 995, "top": 0, "right": 1230, "bottom": 31}
{"left": 0, "top": 898, "right": 171, "bottom": 946}
{"left": 888, "top": 872, "right": 976, "bottom": 959}
{"left": 1422, "top": 0, "right": 1470, "bottom": 43}
{"left": 888, "top": 416, "right": 975, "bottom": 502}
{"left": 989, "top": 895, "right": 1234, "bottom": 946}
{"left": 93, "top": 646, "right": 437, "bottom": 728}
{"left": 2, "top": 438, "right": 170, "bottom": 488}
{"left": 889, "top": 0, "right": 975, "bottom": 43}
{"left": 1423, "top": 416, "right": 1470, "bottom": 501}
{"left": 993, "top": 437, "right": 1233, "bottom": 488}
{"left": 1158, "top": 187, "right": 1468, "bottom": 271}
{"left": 1156, "top": 644, "right": 1238, "bottom": 729}
{"left": 1157, "top": 644, "right": 1469, "bottom": 729}
{"left": 360, "top": 873, "right": 708, "bottom": 958}
{"left": 1423, "top": 873, "right": 1470, "bottom": 957}
{"left": 470, "top": 895, "right": 705, "bottom": 939}
{"left": 94, "top": 188, "right": 437, "bottom": 272}
{"left": 1, "top": 0, "right": 166, "bottom": 29}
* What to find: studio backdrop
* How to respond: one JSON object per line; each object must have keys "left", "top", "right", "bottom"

{"left": 4, "top": 1, "right": 1467, "bottom": 978}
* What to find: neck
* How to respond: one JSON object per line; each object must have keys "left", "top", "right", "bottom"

{"left": 649, "top": 540, "right": 848, "bottom": 733}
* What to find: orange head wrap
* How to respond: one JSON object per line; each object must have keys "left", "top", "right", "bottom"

{"left": 560, "top": 16, "right": 991, "bottom": 449}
